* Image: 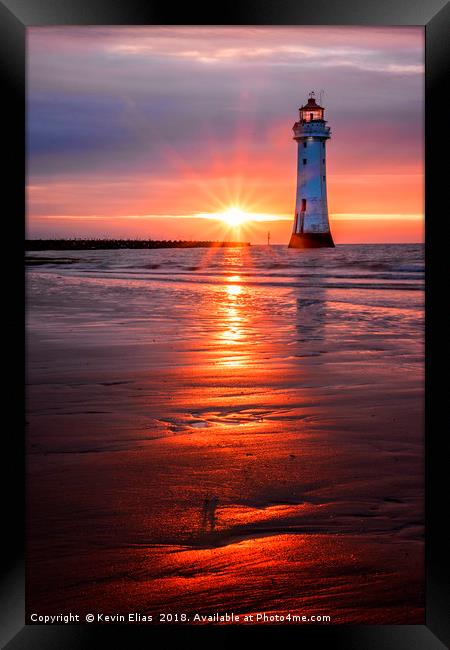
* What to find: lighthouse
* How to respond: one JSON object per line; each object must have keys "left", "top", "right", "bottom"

{"left": 289, "top": 92, "right": 335, "bottom": 248}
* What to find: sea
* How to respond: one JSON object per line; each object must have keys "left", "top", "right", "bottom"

{"left": 26, "top": 243, "right": 425, "bottom": 623}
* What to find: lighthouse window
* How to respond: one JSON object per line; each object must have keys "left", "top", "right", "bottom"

{"left": 323, "top": 175, "right": 326, "bottom": 181}
{"left": 303, "top": 159, "right": 307, "bottom": 165}
{"left": 303, "top": 142, "right": 307, "bottom": 148}
{"left": 322, "top": 158, "right": 325, "bottom": 164}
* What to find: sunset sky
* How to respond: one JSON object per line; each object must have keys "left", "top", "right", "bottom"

{"left": 27, "top": 27, "right": 424, "bottom": 244}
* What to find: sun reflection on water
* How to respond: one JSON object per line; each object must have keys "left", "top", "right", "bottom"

{"left": 226, "top": 284, "right": 242, "bottom": 298}
{"left": 218, "top": 275, "right": 248, "bottom": 366}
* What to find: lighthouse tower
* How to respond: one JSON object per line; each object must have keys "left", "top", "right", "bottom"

{"left": 289, "top": 92, "right": 335, "bottom": 248}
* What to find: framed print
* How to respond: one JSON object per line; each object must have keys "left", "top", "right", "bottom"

{"left": 1, "top": 0, "right": 449, "bottom": 648}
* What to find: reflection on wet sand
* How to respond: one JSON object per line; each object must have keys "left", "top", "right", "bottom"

{"left": 218, "top": 276, "right": 247, "bottom": 367}
{"left": 27, "top": 246, "right": 424, "bottom": 623}
{"left": 200, "top": 496, "right": 220, "bottom": 532}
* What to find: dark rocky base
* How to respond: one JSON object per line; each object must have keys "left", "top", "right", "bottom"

{"left": 288, "top": 232, "right": 335, "bottom": 249}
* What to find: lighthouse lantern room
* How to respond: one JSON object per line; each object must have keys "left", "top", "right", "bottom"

{"left": 288, "top": 92, "right": 335, "bottom": 248}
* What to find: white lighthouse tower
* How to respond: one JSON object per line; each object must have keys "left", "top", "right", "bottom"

{"left": 289, "top": 92, "right": 335, "bottom": 248}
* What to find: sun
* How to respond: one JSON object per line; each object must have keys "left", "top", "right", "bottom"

{"left": 220, "top": 207, "right": 250, "bottom": 227}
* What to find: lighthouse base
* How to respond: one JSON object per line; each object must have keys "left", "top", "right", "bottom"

{"left": 288, "top": 232, "right": 335, "bottom": 249}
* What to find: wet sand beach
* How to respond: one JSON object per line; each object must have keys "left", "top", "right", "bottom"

{"left": 26, "top": 244, "right": 424, "bottom": 623}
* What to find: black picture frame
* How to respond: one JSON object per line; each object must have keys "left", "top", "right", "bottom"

{"left": 2, "top": 1, "right": 449, "bottom": 647}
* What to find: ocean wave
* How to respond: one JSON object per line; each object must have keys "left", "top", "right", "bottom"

{"left": 31, "top": 269, "right": 423, "bottom": 292}
{"left": 26, "top": 244, "right": 424, "bottom": 293}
